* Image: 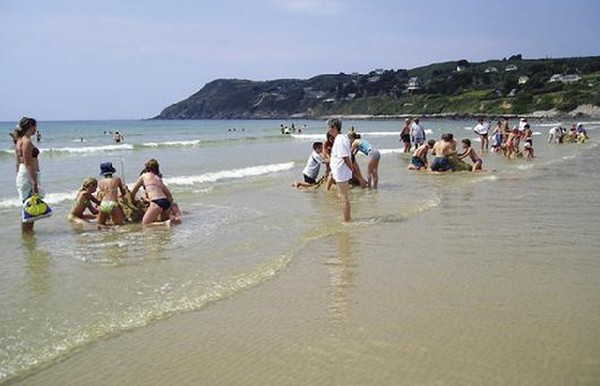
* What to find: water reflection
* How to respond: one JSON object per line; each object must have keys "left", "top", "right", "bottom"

{"left": 22, "top": 235, "right": 51, "bottom": 296}
{"left": 326, "top": 231, "right": 356, "bottom": 334}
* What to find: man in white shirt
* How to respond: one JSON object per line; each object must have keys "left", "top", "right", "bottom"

{"left": 410, "top": 118, "right": 425, "bottom": 150}
{"left": 328, "top": 118, "right": 353, "bottom": 222}
{"left": 473, "top": 117, "right": 489, "bottom": 152}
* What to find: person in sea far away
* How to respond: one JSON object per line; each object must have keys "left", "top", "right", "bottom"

{"left": 292, "top": 142, "right": 326, "bottom": 189}
{"left": 68, "top": 178, "right": 100, "bottom": 225}
{"left": 130, "top": 159, "right": 181, "bottom": 225}
{"left": 473, "top": 117, "right": 490, "bottom": 152}
{"left": 36, "top": 130, "right": 42, "bottom": 142}
{"left": 97, "top": 162, "right": 127, "bottom": 226}
{"left": 410, "top": 118, "right": 425, "bottom": 151}
{"left": 408, "top": 139, "right": 435, "bottom": 171}
{"left": 430, "top": 133, "right": 455, "bottom": 172}
{"left": 12, "top": 117, "right": 44, "bottom": 234}
{"left": 458, "top": 139, "right": 483, "bottom": 172}
{"left": 400, "top": 118, "right": 412, "bottom": 153}
{"left": 349, "top": 132, "right": 381, "bottom": 189}
{"left": 328, "top": 118, "right": 353, "bottom": 222}
{"left": 113, "top": 131, "right": 124, "bottom": 143}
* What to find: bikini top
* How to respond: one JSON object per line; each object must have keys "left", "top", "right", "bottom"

{"left": 17, "top": 142, "right": 40, "bottom": 161}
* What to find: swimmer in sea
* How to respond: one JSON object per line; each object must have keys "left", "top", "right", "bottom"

{"left": 97, "top": 162, "right": 127, "bottom": 226}
{"left": 68, "top": 177, "right": 100, "bottom": 225}
{"left": 408, "top": 139, "right": 435, "bottom": 171}
{"left": 459, "top": 138, "right": 483, "bottom": 172}
{"left": 130, "top": 159, "right": 180, "bottom": 225}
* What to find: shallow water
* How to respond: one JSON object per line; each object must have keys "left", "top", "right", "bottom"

{"left": 1, "top": 118, "right": 599, "bottom": 384}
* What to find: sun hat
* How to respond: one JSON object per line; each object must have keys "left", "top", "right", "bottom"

{"left": 100, "top": 162, "right": 116, "bottom": 176}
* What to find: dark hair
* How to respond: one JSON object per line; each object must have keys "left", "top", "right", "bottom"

{"left": 312, "top": 141, "right": 323, "bottom": 151}
{"left": 427, "top": 139, "right": 436, "bottom": 147}
{"left": 348, "top": 132, "right": 361, "bottom": 140}
{"left": 326, "top": 117, "right": 342, "bottom": 131}
{"left": 12, "top": 117, "right": 37, "bottom": 139}
{"left": 462, "top": 138, "right": 472, "bottom": 146}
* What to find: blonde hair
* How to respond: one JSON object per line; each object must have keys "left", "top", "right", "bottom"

{"left": 81, "top": 177, "right": 97, "bottom": 190}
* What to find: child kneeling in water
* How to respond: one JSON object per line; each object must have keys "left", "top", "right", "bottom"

{"left": 97, "top": 162, "right": 128, "bottom": 226}
{"left": 408, "top": 139, "right": 435, "bottom": 170}
{"left": 459, "top": 139, "right": 483, "bottom": 172}
{"left": 130, "top": 159, "right": 181, "bottom": 225}
{"left": 68, "top": 177, "right": 101, "bottom": 225}
{"left": 292, "top": 141, "right": 325, "bottom": 188}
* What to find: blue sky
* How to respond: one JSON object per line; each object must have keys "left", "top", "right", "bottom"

{"left": 1, "top": 0, "right": 599, "bottom": 120}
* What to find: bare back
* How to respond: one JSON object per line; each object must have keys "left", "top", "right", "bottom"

{"left": 99, "top": 177, "right": 124, "bottom": 202}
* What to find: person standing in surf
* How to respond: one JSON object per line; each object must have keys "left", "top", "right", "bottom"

{"left": 12, "top": 117, "right": 44, "bottom": 234}
{"left": 328, "top": 118, "right": 353, "bottom": 222}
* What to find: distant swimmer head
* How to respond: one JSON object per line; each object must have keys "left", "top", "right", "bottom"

{"left": 99, "top": 162, "right": 116, "bottom": 176}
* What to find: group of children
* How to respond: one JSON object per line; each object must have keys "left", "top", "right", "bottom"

{"left": 68, "top": 159, "right": 182, "bottom": 228}
{"left": 548, "top": 123, "right": 589, "bottom": 144}
{"left": 292, "top": 127, "right": 381, "bottom": 190}
{"left": 407, "top": 134, "right": 483, "bottom": 173}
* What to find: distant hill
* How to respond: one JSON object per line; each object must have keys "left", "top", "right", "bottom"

{"left": 154, "top": 55, "right": 600, "bottom": 119}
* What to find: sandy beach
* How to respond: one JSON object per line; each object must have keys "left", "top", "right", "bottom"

{"left": 12, "top": 131, "right": 600, "bottom": 385}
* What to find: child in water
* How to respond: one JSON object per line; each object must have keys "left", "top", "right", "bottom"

{"left": 97, "top": 162, "right": 127, "bottom": 226}
{"left": 408, "top": 139, "right": 435, "bottom": 170}
{"left": 292, "top": 141, "right": 325, "bottom": 189}
{"left": 130, "top": 159, "right": 181, "bottom": 225}
{"left": 459, "top": 139, "right": 483, "bottom": 172}
{"left": 68, "top": 177, "right": 101, "bottom": 225}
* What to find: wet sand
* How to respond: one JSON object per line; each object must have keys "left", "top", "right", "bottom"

{"left": 17, "top": 175, "right": 600, "bottom": 385}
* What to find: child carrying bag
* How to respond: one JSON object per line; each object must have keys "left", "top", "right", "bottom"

{"left": 22, "top": 194, "right": 52, "bottom": 223}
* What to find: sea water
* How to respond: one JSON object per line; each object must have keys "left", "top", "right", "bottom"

{"left": 0, "top": 118, "right": 599, "bottom": 384}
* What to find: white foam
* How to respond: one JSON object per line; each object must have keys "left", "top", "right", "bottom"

{"left": 0, "top": 191, "right": 75, "bottom": 209}
{"left": 44, "top": 144, "right": 134, "bottom": 154}
{"left": 424, "top": 129, "right": 434, "bottom": 135}
{"left": 291, "top": 134, "right": 325, "bottom": 140}
{"left": 164, "top": 162, "right": 295, "bottom": 186}
{"left": 141, "top": 140, "right": 201, "bottom": 148}
{"left": 379, "top": 148, "right": 403, "bottom": 155}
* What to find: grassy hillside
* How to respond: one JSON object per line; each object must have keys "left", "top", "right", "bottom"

{"left": 155, "top": 55, "right": 600, "bottom": 119}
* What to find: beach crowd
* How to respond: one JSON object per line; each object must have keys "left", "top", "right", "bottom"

{"left": 292, "top": 116, "right": 590, "bottom": 222}
{"left": 9, "top": 114, "right": 591, "bottom": 230}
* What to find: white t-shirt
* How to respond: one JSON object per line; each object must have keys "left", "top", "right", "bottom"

{"left": 331, "top": 134, "right": 352, "bottom": 183}
{"left": 473, "top": 122, "right": 489, "bottom": 135}
{"left": 302, "top": 151, "right": 323, "bottom": 179}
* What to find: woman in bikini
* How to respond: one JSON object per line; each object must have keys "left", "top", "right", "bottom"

{"left": 12, "top": 117, "right": 43, "bottom": 233}
{"left": 130, "top": 159, "right": 177, "bottom": 225}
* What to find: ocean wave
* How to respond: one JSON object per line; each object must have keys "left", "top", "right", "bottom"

{"left": 378, "top": 148, "right": 403, "bottom": 155}
{"left": 164, "top": 162, "right": 295, "bottom": 186}
{"left": 43, "top": 144, "right": 134, "bottom": 154}
{"left": 0, "top": 191, "right": 76, "bottom": 209}
{"left": 290, "top": 134, "right": 326, "bottom": 140}
{"left": 140, "top": 140, "right": 202, "bottom": 148}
